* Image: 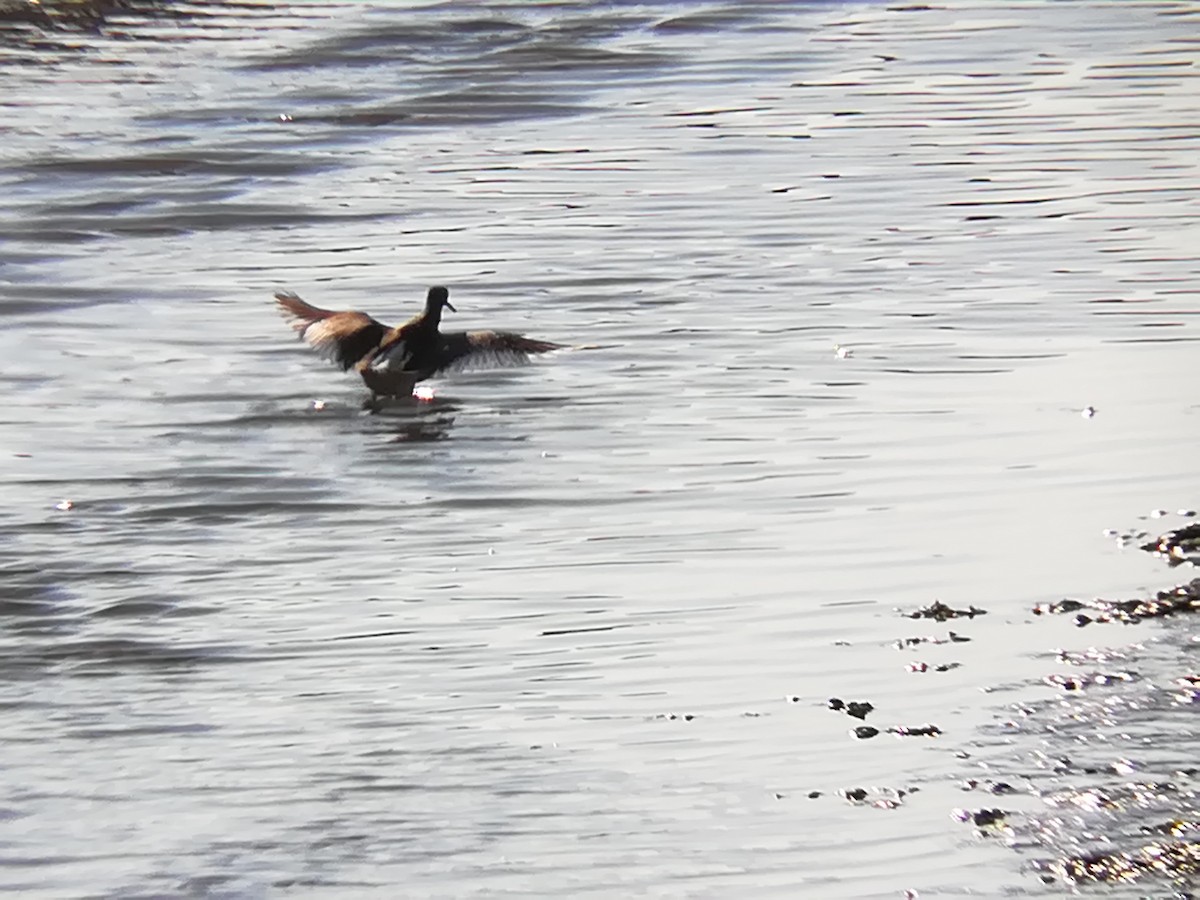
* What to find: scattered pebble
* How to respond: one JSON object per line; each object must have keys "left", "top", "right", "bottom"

{"left": 1043, "top": 671, "right": 1136, "bottom": 691}
{"left": 907, "top": 661, "right": 962, "bottom": 673}
{"left": 893, "top": 631, "right": 971, "bottom": 650}
{"left": 962, "top": 780, "right": 1018, "bottom": 795}
{"left": 1055, "top": 646, "right": 1132, "bottom": 665}
{"left": 835, "top": 786, "right": 911, "bottom": 808}
{"left": 1142, "top": 817, "right": 1198, "bottom": 837}
{"left": 952, "top": 807, "right": 1009, "bottom": 828}
{"left": 1047, "top": 674, "right": 1087, "bottom": 691}
{"left": 853, "top": 726, "right": 880, "bottom": 740}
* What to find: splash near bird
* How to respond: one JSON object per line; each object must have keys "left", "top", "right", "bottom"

{"left": 275, "top": 286, "right": 562, "bottom": 403}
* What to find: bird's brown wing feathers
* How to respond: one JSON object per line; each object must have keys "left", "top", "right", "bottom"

{"left": 433, "top": 330, "right": 564, "bottom": 375}
{"left": 275, "top": 291, "right": 389, "bottom": 371}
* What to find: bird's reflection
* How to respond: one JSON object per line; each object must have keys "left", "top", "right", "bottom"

{"left": 362, "top": 393, "right": 459, "bottom": 443}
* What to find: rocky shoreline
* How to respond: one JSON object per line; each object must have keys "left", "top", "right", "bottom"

{"left": 814, "top": 512, "right": 1197, "bottom": 894}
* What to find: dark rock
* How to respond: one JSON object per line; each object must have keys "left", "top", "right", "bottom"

{"left": 1033, "top": 578, "right": 1200, "bottom": 624}
{"left": 903, "top": 600, "right": 987, "bottom": 621}
{"left": 1043, "top": 841, "right": 1200, "bottom": 884}
{"left": 1140, "top": 522, "right": 1200, "bottom": 565}
{"left": 889, "top": 724, "right": 942, "bottom": 738}
{"left": 972, "top": 808, "right": 1008, "bottom": 827}
{"left": 893, "top": 631, "right": 971, "bottom": 650}
{"left": 829, "top": 698, "right": 874, "bottom": 719}
{"left": 846, "top": 701, "right": 874, "bottom": 720}
{"left": 908, "top": 661, "right": 962, "bottom": 673}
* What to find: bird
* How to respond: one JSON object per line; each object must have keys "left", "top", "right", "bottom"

{"left": 275, "top": 286, "right": 562, "bottom": 402}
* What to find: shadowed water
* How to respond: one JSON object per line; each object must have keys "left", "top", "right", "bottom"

{"left": 1, "top": 1, "right": 1197, "bottom": 896}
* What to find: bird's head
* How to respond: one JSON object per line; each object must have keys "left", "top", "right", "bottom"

{"left": 427, "top": 286, "right": 455, "bottom": 314}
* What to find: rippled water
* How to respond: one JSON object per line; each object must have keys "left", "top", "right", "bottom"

{"left": 1, "top": 1, "right": 1197, "bottom": 896}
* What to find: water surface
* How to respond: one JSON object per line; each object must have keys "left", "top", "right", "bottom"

{"left": 1, "top": 1, "right": 1197, "bottom": 896}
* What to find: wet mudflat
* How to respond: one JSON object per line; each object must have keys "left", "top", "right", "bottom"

{"left": 1, "top": 1, "right": 1197, "bottom": 897}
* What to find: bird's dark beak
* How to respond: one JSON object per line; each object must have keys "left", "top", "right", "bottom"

{"left": 444, "top": 300, "right": 456, "bottom": 313}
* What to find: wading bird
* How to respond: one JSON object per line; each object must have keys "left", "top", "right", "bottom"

{"left": 275, "top": 286, "right": 562, "bottom": 404}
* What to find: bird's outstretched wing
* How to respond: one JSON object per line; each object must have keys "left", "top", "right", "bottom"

{"left": 275, "top": 291, "right": 389, "bottom": 371}
{"left": 433, "top": 330, "right": 563, "bottom": 375}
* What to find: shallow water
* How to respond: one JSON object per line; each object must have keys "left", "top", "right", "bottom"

{"left": 1, "top": 1, "right": 1198, "bottom": 896}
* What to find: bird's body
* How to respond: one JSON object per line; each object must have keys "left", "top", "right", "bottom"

{"left": 275, "top": 286, "right": 562, "bottom": 400}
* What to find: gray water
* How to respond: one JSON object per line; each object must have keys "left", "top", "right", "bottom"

{"left": 1, "top": 1, "right": 1197, "bottom": 897}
